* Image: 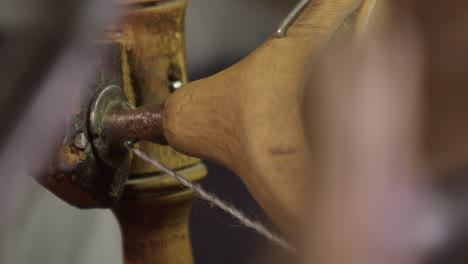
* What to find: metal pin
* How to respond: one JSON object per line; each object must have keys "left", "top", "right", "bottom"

{"left": 169, "top": 80, "right": 183, "bottom": 92}
{"left": 275, "top": 0, "right": 313, "bottom": 38}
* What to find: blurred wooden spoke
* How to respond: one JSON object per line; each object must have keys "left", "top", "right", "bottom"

{"left": 304, "top": 24, "right": 427, "bottom": 264}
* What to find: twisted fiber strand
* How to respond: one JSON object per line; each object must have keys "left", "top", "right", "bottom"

{"left": 124, "top": 141, "right": 295, "bottom": 253}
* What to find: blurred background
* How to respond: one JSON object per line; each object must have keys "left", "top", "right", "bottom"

{"left": 0, "top": 0, "right": 295, "bottom": 263}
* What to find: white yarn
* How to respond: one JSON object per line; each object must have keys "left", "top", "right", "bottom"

{"left": 124, "top": 141, "right": 296, "bottom": 253}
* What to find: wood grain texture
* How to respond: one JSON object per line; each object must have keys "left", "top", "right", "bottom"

{"left": 108, "top": 2, "right": 206, "bottom": 264}
{"left": 114, "top": 0, "right": 200, "bottom": 175}
{"left": 163, "top": 0, "right": 382, "bottom": 235}
{"left": 113, "top": 189, "right": 196, "bottom": 264}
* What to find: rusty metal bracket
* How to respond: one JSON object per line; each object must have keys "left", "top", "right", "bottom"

{"left": 32, "top": 41, "right": 131, "bottom": 208}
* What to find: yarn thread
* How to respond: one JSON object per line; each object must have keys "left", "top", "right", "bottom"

{"left": 124, "top": 140, "right": 295, "bottom": 253}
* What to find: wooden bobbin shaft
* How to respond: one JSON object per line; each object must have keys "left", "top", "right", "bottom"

{"left": 162, "top": 0, "right": 385, "bottom": 236}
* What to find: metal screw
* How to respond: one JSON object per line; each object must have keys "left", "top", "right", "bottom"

{"left": 169, "top": 80, "right": 183, "bottom": 92}
{"left": 74, "top": 132, "right": 88, "bottom": 149}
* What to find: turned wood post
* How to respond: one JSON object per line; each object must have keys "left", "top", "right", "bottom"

{"left": 109, "top": 0, "right": 206, "bottom": 263}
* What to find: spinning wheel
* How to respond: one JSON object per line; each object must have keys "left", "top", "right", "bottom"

{"left": 3, "top": 0, "right": 468, "bottom": 263}
{"left": 22, "top": 0, "right": 383, "bottom": 262}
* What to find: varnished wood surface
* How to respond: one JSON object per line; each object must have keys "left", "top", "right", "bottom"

{"left": 110, "top": 1, "right": 206, "bottom": 264}
{"left": 114, "top": 0, "right": 200, "bottom": 175}
{"left": 112, "top": 164, "right": 206, "bottom": 264}
{"left": 113, "top": 189, "right": 196, "bottom": 264}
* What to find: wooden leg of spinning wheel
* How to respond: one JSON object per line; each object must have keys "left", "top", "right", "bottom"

{"left": 112, "top": 164, "right": 206, "bottom": 264}
{"left": 110, "top": 1, "right": 204, "bottom": 263}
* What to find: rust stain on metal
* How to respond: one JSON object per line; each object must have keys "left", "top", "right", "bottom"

{"left": 29, "top": 42, "right": 131, "bottom": 209}
{"left": 104, "top": 104, "right": 167, "bottom": 146}
{"left": 59, "top": 146, "right": 86, "bottom": 167}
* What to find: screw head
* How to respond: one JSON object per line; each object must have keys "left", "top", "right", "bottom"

{"left": 170, "top": 80, "right": 183, "bottom": 91}
{"left": 74, "top": 133, "right": 88, "bottom": 149}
